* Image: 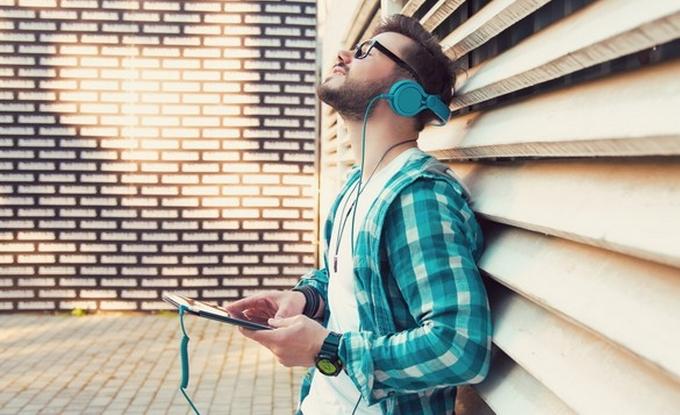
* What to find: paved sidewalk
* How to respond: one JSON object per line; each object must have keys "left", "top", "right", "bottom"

{"left": 0, "top": 313, "right": 306, "bottom": 415}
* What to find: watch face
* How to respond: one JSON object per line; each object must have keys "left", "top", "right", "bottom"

{"left": 317, "top": 358, "right": 338, "bottom": 375}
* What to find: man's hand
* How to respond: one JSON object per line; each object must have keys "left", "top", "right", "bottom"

{"left": 222, "top": 290, "right": 307, "bottom": 322}
{"left": 239, "top": 315, "right": 331, "bottom": 368}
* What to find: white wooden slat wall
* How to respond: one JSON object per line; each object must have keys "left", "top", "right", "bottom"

{"left": 315, "top": 0, "right": 680, "bottom": 412}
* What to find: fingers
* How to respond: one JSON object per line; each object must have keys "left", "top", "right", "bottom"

{"left": 243, "top": 308, "right": 274, "bottom": 324}
{"left": 223, "top": 293, "right": 277, "bottom": 317}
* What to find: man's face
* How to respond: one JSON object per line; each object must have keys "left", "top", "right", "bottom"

{"left": 316, "top": 32, "right": 416, "bottom": 121}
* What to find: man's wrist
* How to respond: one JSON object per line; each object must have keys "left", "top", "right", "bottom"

{"left": 315, "top": 331, "right": 343, "bottom": 376}
{"left": 291, "top": 285, "right": 321, "bottom": 318}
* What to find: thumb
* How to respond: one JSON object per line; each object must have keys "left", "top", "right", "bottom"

{"left": 268, "top": 315, "right": 299, "bottom": 328}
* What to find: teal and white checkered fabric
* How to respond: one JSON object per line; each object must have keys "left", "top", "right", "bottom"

{"left": 294, "top": 151, "right": 492, "bottom": 415}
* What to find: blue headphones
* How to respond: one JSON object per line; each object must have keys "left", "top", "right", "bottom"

{"left": 379, "top": 79, "right": 450, "bottom": 125}
{"left": 349, "top": 79, "right": 450, "bottom": 260}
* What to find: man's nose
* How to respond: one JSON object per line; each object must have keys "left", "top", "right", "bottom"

{"left": 336, "top": 49, "right": 353, "bottom": 66}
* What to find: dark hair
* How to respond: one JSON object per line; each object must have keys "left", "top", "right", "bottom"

{"left": 371, "top": 14, "right": 455, "bottom": 131}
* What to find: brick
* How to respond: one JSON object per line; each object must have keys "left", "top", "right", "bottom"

{"left": 18, "top": 208, "right": 56, "bottom": 217}
{"left": 223, "top": 25, "right": 260, "bottom": 36}
{"left": 285, "top": 15, "right": 315, "bottom": 26}
{"left": 222, "top": 255, "right": 258, "bottom": 264}
{"left": 202, "top": 289, "right": 238, "bottom": 297}
{"left": 262, "top": 278, "right": 299, "bottom": 287}
{"left": 122, "top": 267, "right": 157, "bottom": 276}
{"left": 205, "top": 14, "right": 241, "bottom": 24}
{"left": 81, "top": 289, "right": 117, "bottom": 299}
{"left": 263, "top": 209, "right": 299, "bottom": 219}
{"left": 162, "top": 267, "right": 198, "bottom": 276}
{"left": 18, "top": 301, "right": 55, "bottom": 310}
{"left": 58, "top": 300, "right": 97, "bottom": 310}
{"left": 243, "top": 243, "right": 278, "bottom": 253}
{"left": 201, "top": 220, "right": 238, "bottom": 230}
{"left": 283, "top": 266, "right": 313, "bottom": 275}
{"left": 183, "top": 25, "right": 220, "bottom": 36}
{"left": 79, "top": 243, "right": 117, "bottom": 252}
{"left": 182, "top": 209, "right": 220, "bottom": 219}
{"left": 162, "top": 175, "right": 199, "bottom": 185}
{"left": 17, "top": 254, "right": 55, "bottom": 264}
{"left": 161, "top": 221, "right": 199, "bottom": 230}
{"left": 221, "top": 277, "right": 258, "bottom": 286}
{"left": 100, "top": 301, "right": 138, "bottom": 310}
{"left": 198, "top": 266, "right": 237, "bottom": 276}
{"left": 163, "top": 13, "right": 200, "bottom": 23}
{"left": 38, "top": 243, "right": 77, "bottom": 252}
{"left": 0, "top": 242, "right": 33, "bottom": 252}
{"left": 121, "top": 243, "right": 157, "bottom": 253}
{"left": 39, "top": 10, "right": 78, "bottom": 20}
{"left": 141, "top": 255, "right": 177, "bottom": 265}
{"left": 141, "top": 232, "right": 177, "bottom": 242}
{"left": 82, "top": 11, "right": 119, "bottom": 21}
{"left": 81, "top": 266, "right": 116, "bottom": 276}
{"left": 59, "top": 254, "right": 97, "bottom": 264}
{"left": 121, "top": 290, "right": 157, "bottom": 299}
{"left": 59, "top": 278, "right": 97, "bottom": 287}
{"left": 62, "top": 0, "right": 98, "bottom": 7}
{"left": 161, "top": 244, "right": 197, "bottom": 253}
{"left": 101, "top": 232, "right": 137, "bottom": 241}
{"left": 178, "top": 254, "right": 217, "bottom": 265}
{"left": 143, "top": 209, "right": 179, "bottom": 219}
{"left": 0, "top": 32, "right": 36, "bottom": 42}
{"left": 59, "top": 232, "right": 96, "bottom": 241}
{"left": 242, "top": 174, "right": 279, "bottom": 184}
{"left": 39, "top": 289, "right": 77, "bottom": 298}
{"left": 263, "top": 255, "right": 298, "bottom": 264}
{"left": 102, "top": 278, "right": 137, "bottom": 287}
{"left": 121, "top": 174, "right": 158, "bottom": 184}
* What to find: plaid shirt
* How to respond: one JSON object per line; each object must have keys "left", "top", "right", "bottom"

{"left": 294, "top": 150, "right": 492, "bottom": 415}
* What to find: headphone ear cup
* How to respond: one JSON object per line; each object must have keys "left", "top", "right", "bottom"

{"left": 388, "top": 80, "right": 426, "bottom": 117}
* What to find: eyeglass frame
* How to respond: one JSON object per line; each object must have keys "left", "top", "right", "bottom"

{"left": 352, "top": 38, "right": 424, "bottom": 85}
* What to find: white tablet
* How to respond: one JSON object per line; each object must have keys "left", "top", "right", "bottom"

{"left": 163, "top": 293, "right": 273, "bottom": 331}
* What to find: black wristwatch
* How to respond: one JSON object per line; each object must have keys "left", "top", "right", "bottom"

{"left": 315, "top": 331, "right": 343, "bottom": 376}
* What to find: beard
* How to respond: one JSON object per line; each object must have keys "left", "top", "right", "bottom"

{"left": 316, "top": 72, "right": 396, "bottom": 121}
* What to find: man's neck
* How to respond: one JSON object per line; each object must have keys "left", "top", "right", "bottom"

{"left": 343, "top": 106, "right": 419, "bottom": 183}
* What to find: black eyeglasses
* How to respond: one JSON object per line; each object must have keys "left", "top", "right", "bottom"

{"left": 353, "top": 39, "right": 423, "bottom": 85}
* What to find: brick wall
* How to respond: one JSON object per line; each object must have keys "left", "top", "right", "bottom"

{"left": 0, "top": 0, "right": 318, "bottom": 312}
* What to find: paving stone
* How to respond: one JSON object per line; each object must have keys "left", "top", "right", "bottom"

{"left": 0, "top": 314, "right": 305, "bottom": 413}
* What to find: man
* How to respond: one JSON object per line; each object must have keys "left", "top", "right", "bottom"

{"left": 225, "top": 14, "right": 492, "bottom": 415}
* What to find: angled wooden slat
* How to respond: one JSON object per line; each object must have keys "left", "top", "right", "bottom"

{"left": 419, "top": 59, "right": 680, "bottom": 159}
{"left": 476, "top": 347, "right": 575, "bottom": 414}
{"left": 420, "top": 0, "right": 466, "bottom": 32}
{"left": 400, "top": 0, "right": 428, "bottom": 17}
{"left": 490, "top": 282, "right": 680, "bottom": 414}
{"left": 343, "top": 0, "right": 381, "bottom": 49}
{"left": 380, "top": 0, "right": 404, "bottom": 18}
{"left": 440, "top": 0, "right": 551, "bottom": 59}
{"left": 366, "top": 7, "right": 385, "bottom": 39}
{"left": 452, "top": 0, "right": 680, "bottom": 109}
{"left": 447, "top": 159, "right": 680, "bottom": 268}
{"left": 481, "top": 224, "right": 680, "bottom": 381}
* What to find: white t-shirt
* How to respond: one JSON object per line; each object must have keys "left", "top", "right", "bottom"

{"left": 300, "top": 147, "right": 420, "bottom": 415}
